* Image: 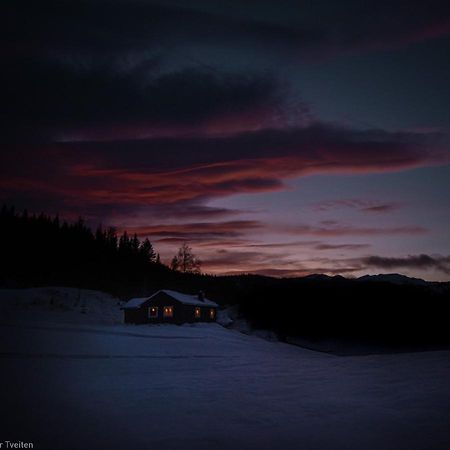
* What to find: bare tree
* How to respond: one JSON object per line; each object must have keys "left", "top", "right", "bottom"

{"left": 170, "top": 243, "right": 201, "bottom": 273}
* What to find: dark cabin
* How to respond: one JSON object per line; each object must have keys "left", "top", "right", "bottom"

{"left": 122, "top": 289, "right": 219, "bottom": 325}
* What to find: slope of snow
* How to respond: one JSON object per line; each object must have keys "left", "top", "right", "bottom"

{"left": 0, "top": 286, "right": 123, "bottom": 324}
{"left": 1, "top": 288, "right": 450, "bottom": 450}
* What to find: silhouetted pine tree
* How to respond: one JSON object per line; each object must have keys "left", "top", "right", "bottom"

{"left": 140, "top": 238, "right": 156, "bottom": 263}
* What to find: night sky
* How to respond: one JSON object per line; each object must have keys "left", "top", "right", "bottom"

{"left": 2, "top": 0, "right": 450, "bottom": 280}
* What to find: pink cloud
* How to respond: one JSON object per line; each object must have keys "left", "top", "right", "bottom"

{"left": 1, "top": 123, "right": 447, "bottom": 237}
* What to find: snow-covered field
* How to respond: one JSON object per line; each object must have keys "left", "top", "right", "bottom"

{"left": 1, "top": 288, "right": 450, "bottom": 450}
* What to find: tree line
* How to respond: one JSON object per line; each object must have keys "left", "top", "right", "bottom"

{"left": 0, "top": 205, "right": 200, "bottom": 295}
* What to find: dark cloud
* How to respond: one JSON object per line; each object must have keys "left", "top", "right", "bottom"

{"left": 362, "top": 254, "right": 450, "bottom": 275}
{"left": 311, "top": 199, "right": 403, "bottom": 214}
{"left": 74, "top": 124, "right": 447, "bottom": 172}
{"left": 205, "top": 249, "right": 287, "bottom": 270}
{"left": 246, "top": 241, "right": 370, "bottom": 251}
{"left": 283, "top": 223, "right": 427, "bottom": 237}
{"left": 297, "top": 0, "right": 450, "bottom": 57}
{"left": 360, "top": 205, "right": 400, "bottom": 213}
{"left": 247, "top": 241, "right": 321, "bottom": 249}
{"left": 155, "top": 237, "right": 253, "bottom": 246}
{"left": 313, "top": 243, "right": 371, "bottom": 250}
{"left": 3, "top": 0, "right": 450, "bottom": 62}
{"left": 1, "top": 123, "right": 446, "bottom": 223}
{"left": 143, "top": 204, "right": 241, "bottom": 220}
{"left": 1, "top": 57, "right": 288, "bottom": 141}
{"left": 120, "top": 220, "right": 263, "bottom": 241}
{"left": 2, "top": 0, "right": 449, "bottom": 147}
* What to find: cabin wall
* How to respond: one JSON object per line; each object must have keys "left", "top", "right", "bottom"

{"left": 123, "top": 308, "right": 147, "bottom": 324}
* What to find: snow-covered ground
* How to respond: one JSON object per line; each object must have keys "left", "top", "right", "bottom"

{"left": 1, "top": 288, "right": 450, "bottom": 450}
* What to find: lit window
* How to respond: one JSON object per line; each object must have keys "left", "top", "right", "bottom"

{"left": 163, "top": 306, "right": 174, "bottom": 318}
{"left": 149, "top": 306, "right": 158, "bottom": 318}
{"left": 195, "top": 307, "right": 201, "bottom": 319}
{"left": 209, "top": 309, "right": 215, "bottom": 319}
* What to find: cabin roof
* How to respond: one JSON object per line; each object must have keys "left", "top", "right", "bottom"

{"left": 122, "top": 297, "right": 149, "bottom": 309}
{"left": 123, "top": 289, "right": 218, "bottom": 309}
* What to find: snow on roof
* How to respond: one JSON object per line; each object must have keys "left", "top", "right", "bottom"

{"left": 122, "top": 297, "right": 150, "bottom": 309}
{"left": 123, "top": 290, "right": 218, "bottom": 309}
{"left": 159, "top": 290, "right": 218, "bottom": 307}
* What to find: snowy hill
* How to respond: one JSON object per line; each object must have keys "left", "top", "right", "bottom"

{"left": 0, "top": 286, "right": 123, "bottom": 324}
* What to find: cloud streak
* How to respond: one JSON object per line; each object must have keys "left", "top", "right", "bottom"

{"left": 311, "top": 199, "right": 403, "bottom": 213}
{"left": 362, "top": 254, "right": 450, "bottom": 275}
{"left": 283, "top": 223, "right": 427, "bottom": 237}
{"left": 120, "top": 220, "right": 263, "bottom": 241}
{"left": 1, "top": 124, "right": 447, "bottom": 221}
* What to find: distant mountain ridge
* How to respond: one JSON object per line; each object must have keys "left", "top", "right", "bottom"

{"left": 302, "top": 272, "right": 447, "bottom": 287}
{"left": 357, "top": 273, "right": 429, "bottom": 286}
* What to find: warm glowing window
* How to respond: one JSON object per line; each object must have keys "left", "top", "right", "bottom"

{"left": 163, "top": 306, "right": 173, "bottom": 318}
{"left": 195, "top": 307, "right": 201, "bottom": 318}
{"left": 209, "top": 308, "right": 215, "bottom": 319}
{"left": 149, "top": 306, "right": 158, "bottom": 318}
